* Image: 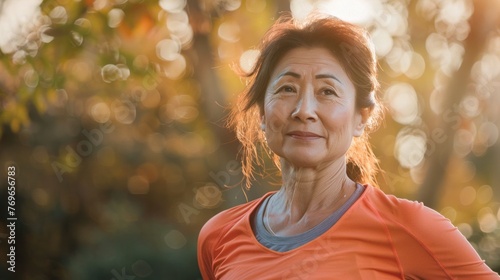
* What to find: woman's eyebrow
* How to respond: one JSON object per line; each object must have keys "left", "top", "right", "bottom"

{"left": 276, "top": 71, "right": 301, "bottom": 79}
{"left": 315, "top": 74, "right": 343, "bottom": 85}
{"left": 275, "top": 71, "right": 343, "bottom": 85}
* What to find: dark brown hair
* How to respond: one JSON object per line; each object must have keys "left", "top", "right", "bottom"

{"left": 229, "top": 13, "right": 382, "bottom": 188}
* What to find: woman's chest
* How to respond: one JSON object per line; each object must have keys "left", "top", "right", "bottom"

{"left": 212, "top": 235, "right": 404, "bottom": 280}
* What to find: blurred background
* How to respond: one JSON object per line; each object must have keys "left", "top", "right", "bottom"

{"left": 0, "top": 0, "right": 499, "bottom": 279}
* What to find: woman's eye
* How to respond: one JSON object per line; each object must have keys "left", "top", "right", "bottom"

{"left": 322, "top": 88, "right": 338, "bottom": 96}
{"left": 277, "top": 85, "right": 295, "bottom": 93}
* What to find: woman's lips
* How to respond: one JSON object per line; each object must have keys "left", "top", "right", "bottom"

{"left": 286, "top": 131, "right": 323, "bottom": 140}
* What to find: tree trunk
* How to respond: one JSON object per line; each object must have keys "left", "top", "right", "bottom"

{"left": 417, "top": 0, "right": 500, "bottom": 208}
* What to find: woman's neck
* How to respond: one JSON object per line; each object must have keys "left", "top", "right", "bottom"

{"left": 266, "top": 158, "right": 356, "bottom": 236}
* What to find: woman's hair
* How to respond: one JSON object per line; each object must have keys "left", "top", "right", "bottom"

{"left": 229, "top": 13, "right": 383, "bottom": 189}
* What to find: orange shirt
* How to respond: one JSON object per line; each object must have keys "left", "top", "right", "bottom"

{"left": 197, "top": 185, "right": 499, "bottom": 279}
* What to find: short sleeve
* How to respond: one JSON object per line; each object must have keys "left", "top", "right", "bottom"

{"left": 389, "top": 199, "right": 499, "bottom": 279}
{"left": 197, "top": 216, "right": 220, "bottom": 280}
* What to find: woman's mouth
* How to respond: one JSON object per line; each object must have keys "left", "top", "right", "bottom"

{"left": 286, "top": 131, "right": 323, "bottom": 140}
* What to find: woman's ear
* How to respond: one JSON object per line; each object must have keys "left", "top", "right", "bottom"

{"left": 260, "top": 115, "right": 266, "bottom": 131}
{"left": 353, "top": 107, "right": 371, "bottom": 137}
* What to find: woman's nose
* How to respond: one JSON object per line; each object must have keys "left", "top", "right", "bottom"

{"left": 291, "top": 90, "right": 317, "bottom": 122}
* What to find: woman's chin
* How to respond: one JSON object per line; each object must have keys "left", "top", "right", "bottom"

{"left": 278, "top": 148, "right": 344, "bottom": 170}
{"left": 281, "top": 154, "right": 325, "bottom": 169}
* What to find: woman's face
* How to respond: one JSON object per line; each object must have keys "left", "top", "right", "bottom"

{"left": 261, "top": 47, "right": 367, "bottom": 168}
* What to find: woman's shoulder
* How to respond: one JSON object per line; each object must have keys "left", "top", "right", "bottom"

{"left": 361, "top": 184, "right": 447, "bottom": 228}
{"left": 363, "top": 184, "right": 427, "bottom": 212}
{"left": 359, "top": 186, "right": 498, "bottom": 278}
{"left": 363, "top": 184, "right": 462, "bottom": 240}
{"left": 198, "top": 192, "right": 273, "bottom": 244}
{"left": 197, "top": 192, "right": 273, "bottom": 277}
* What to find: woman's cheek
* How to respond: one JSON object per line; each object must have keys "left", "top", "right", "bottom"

{"left": 265, "top": 109, "right": 286, "bottom": 133}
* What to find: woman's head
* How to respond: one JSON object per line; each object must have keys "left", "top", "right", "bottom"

{"left": 230, "top": 13, "right": 382, "bottom": 187}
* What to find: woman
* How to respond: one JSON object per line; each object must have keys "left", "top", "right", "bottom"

{"left": 197, "top": 14, "right": 499, "bottom": 279}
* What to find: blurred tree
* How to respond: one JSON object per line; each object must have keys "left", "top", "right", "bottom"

{"left": 417, "top": 0, "right": 500, "bottom": 208}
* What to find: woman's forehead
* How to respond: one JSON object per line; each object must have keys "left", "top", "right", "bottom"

{"left": 269, "top": 47, "right": 351, "bottom": 83}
